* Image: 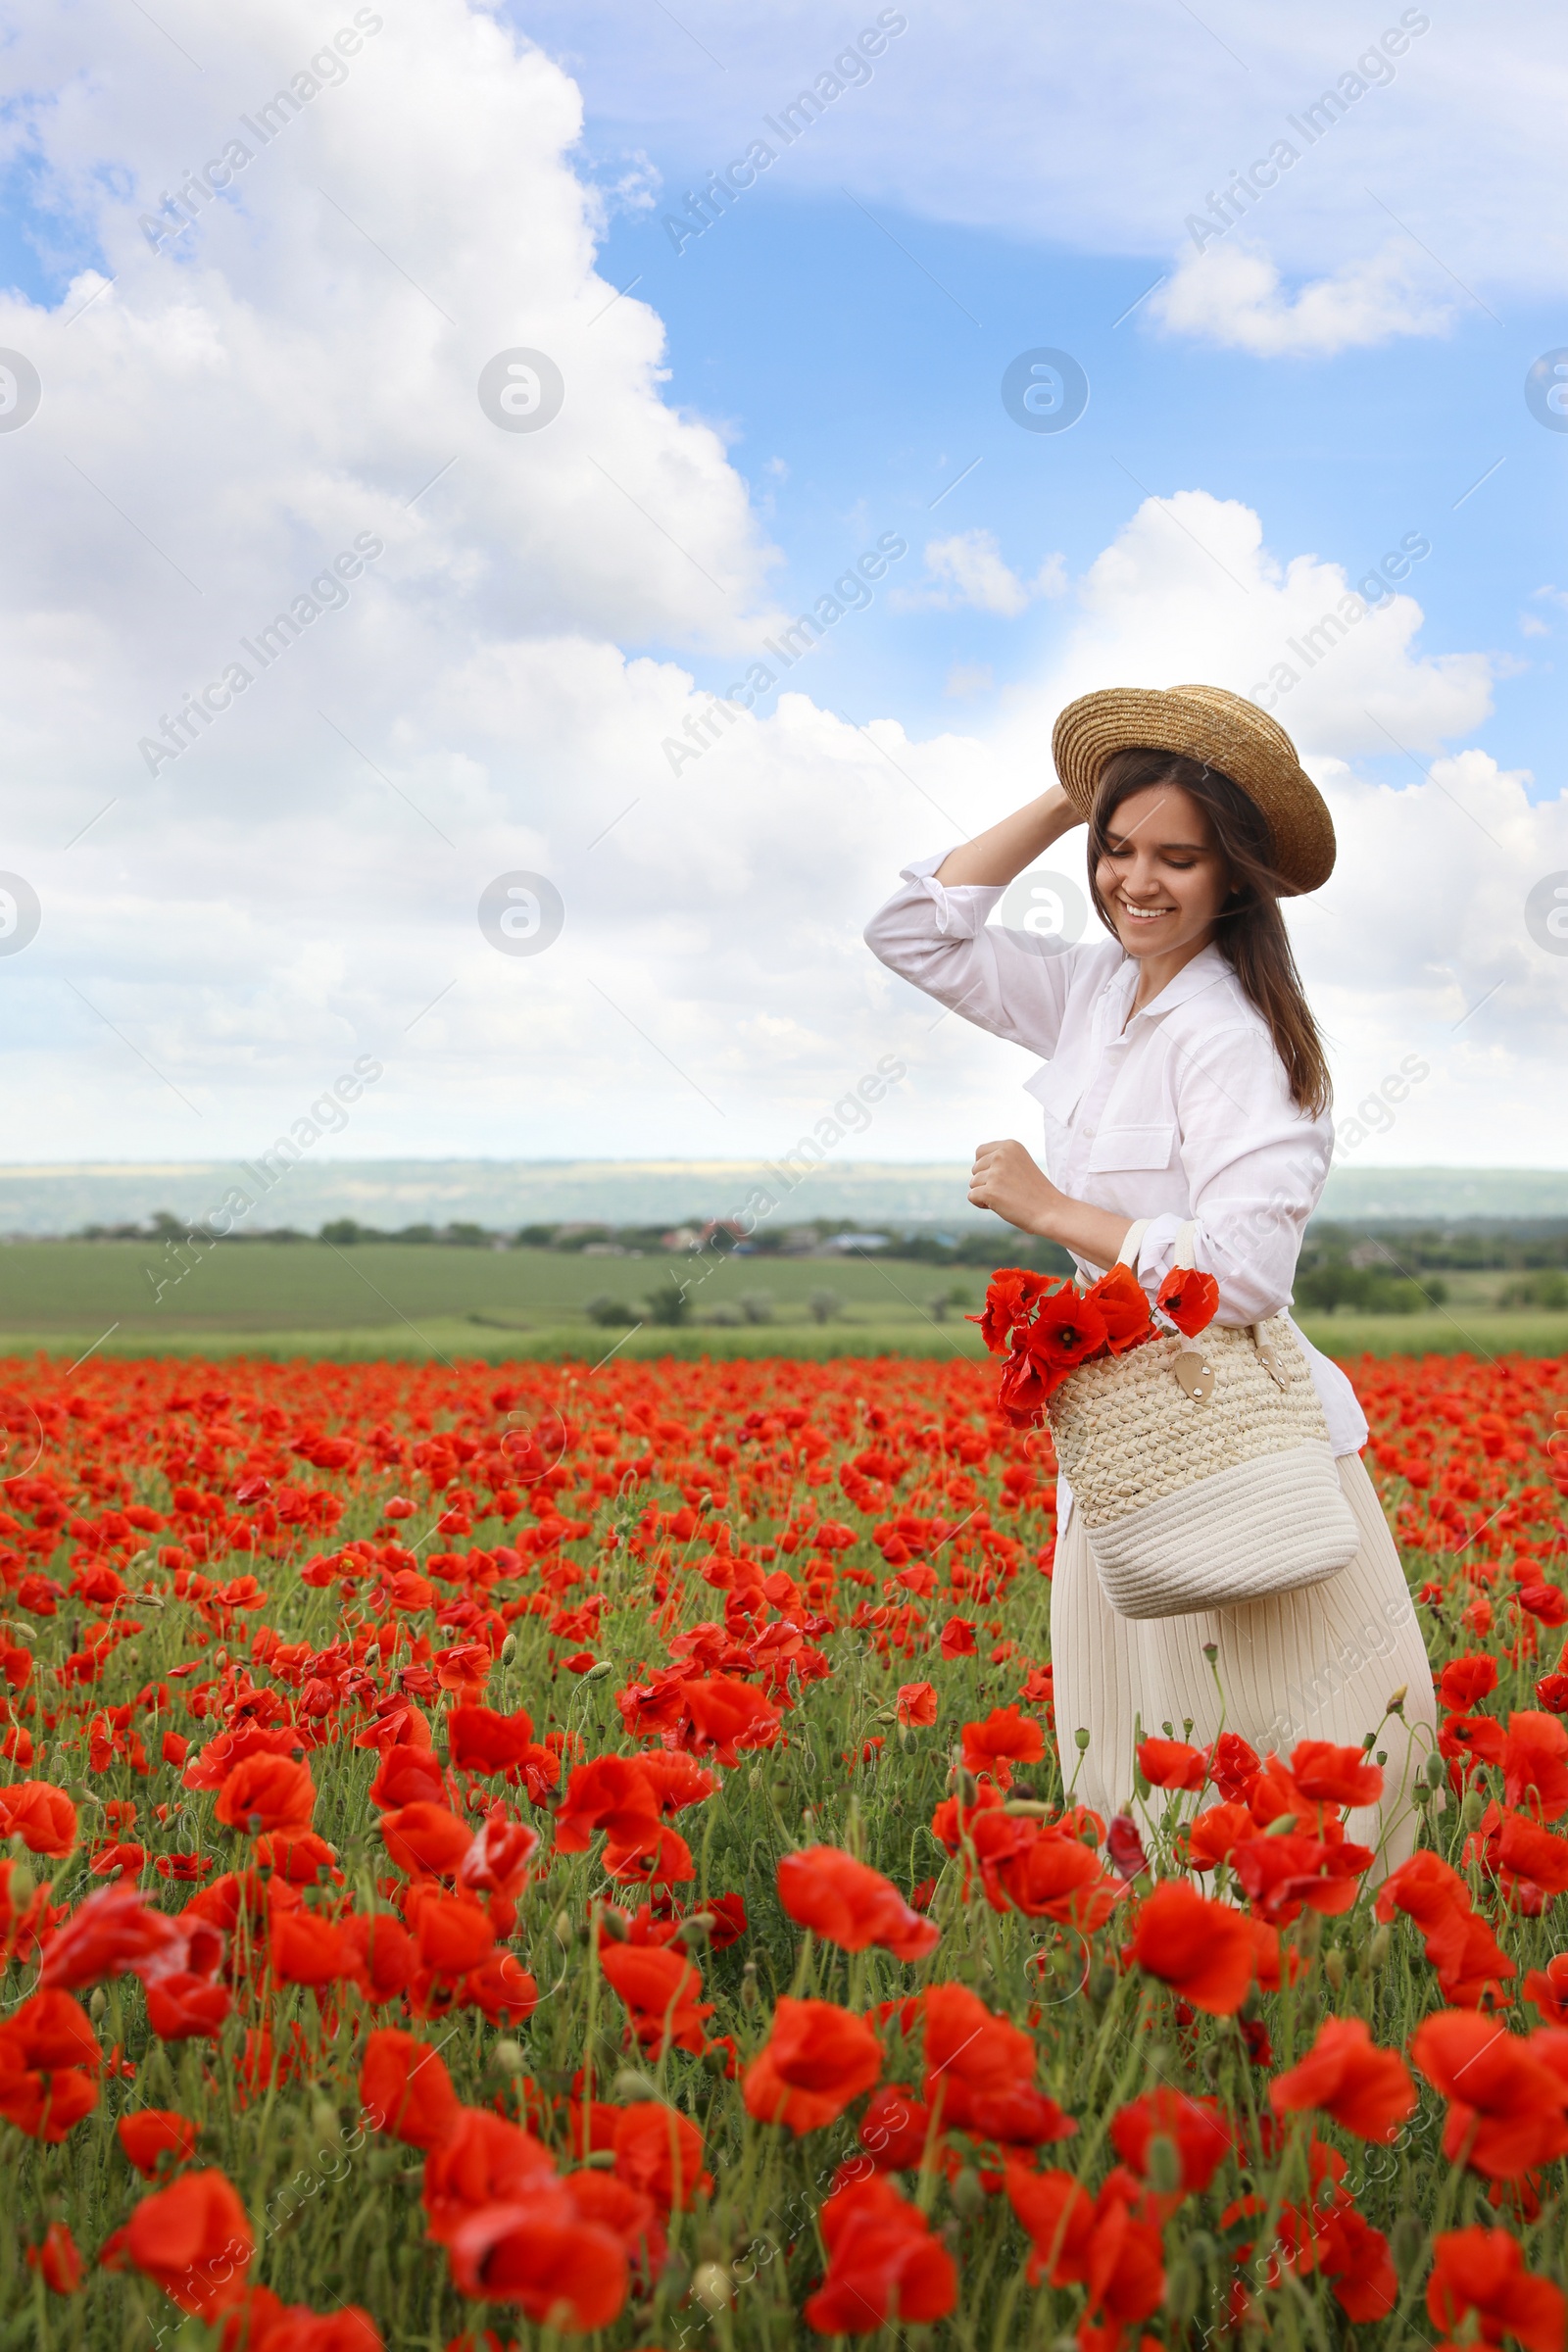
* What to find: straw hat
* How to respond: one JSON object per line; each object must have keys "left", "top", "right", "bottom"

{"left": 1051, "top": 683, "right": 1336, "bottom": 895}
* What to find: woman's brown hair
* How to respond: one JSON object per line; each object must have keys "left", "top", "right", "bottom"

{"left": 1086, "top": 746, "right": 1333, "bottom": 1117}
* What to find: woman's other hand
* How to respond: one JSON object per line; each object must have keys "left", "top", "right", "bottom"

{"left": 968, "top": 1139, "right": 1060, "bottom": 1235}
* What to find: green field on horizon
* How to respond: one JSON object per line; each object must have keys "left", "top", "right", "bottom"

{"left": 0, "top": 1239, "right": 1562, "bottom": 1364}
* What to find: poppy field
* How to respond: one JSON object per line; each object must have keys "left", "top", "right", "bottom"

{"left": 1, "top": 1345, "right": 1567, "bottom": 2352}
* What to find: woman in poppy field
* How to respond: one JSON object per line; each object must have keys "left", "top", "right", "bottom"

{"left": 0, "top": 1345, "right": 1566, "bottom": 2345}
{"left": 865, "top": 684, "right": 1438, "bottom": 1860}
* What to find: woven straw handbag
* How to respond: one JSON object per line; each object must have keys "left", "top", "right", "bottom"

{"left": 1047, "top": 1221, "right": 1361, "bottom": 1620}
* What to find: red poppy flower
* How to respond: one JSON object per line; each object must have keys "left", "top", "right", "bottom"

{"left": 269, "top": 1910, "right": 351, "bottom": 1987}
{"left": 1427, "top": 2226, "right": 1566, "bottom": 2352}
{"left": 973, "top": 1268, "right": 1054, "bottom": 1355}
{"left": 249, "top": 2304, "right": 383, "bottom": 2350}
{"left": 1439, "top": 1654, "right": 1499, "bottom": 1712}
{"left": 124, "top": 2168, "right": 254, "bottom": 2318}
{"left": 368, "top": 1746, "right": 448, "bottom": 1811}
{"left": 552, "top": 1757, "right": 662, "bottom": 1856}
{"left": 37, "top": 1882, "right": 186, "bottom": 1990}
{"left": 439, "top": 2179, "right": 626, "bottom": 2327}
{"left": 378, "top": 1801, "right": 473, "bottom": 1880}
{"left": 599, "top": 1943, "right": 712, "bottom": 2057}
{"left": 1410, "top": 2011, "right": 1568, "bottom": 2179}
{"left": 1028, "top": 1289, "right": 1109, "bottom": 1370}
{"left": 923, "top": 1984, "right": 1076, "bottom": 2146}
{"left": 1109, "top": 2089, "right": 1233, "bottom": 2191}
{"left": 678, "top": 1677, "right": 781, "bottom": 1764}
{"left": 961, "top": 1704, "right": 1047, "bottom": 1789}
{"left": 360, "top": 2029, "right": 461, "bottom": 2149}
{"left": 896, "top": 1682, "right": 938, "bottom": 1728}
{"left": 939, "top": 1618, "right": 978, "bottom": 1659}
{"left": 1268, "top": 2018, "right": 1417, "bottom": 2141}
{"left": 1155, "top": 1264, "right": 1219, "bottom": 1336}
{"left": 1083, "top": 1263, "right": 1154, "bottom": 1354}
{"left": 212, "top": 1754, "right": 316, "bottom": 1837}
{"left": 1231, "top": 1833, "right": 1373, "bottom": 1926}
{"left": 119, "top": 2109, "right": 200, "bottom": 2177}
{"left": 858, "top": 2083, "right": 937, "bottom": 2171}
{"left": 1004, "top": 2164, "right": 1097, "bottom": 2284}
{"left": 0, "top": 1780, "right": 77, "bottom": 1858}
{"left": 803, "top": 2175, "right": 956, "bottom": 2333}
{"left": 1288, "top": 1739, "right": 1385, "bottom": 1810}
{"left": 26, "top": 2222, "right": 83, "bottom": 2295}
{"left": 1126, "top": 1882, "right": 1253, "bottom": 2015}
{"left": 778, "top": 1847, "right": 939, "bottom": 1962}
{"left": 1207, "top": 1732, "right": 1262, "bottom": 1802}
{"left": 1523, "top": 1953, "right": 1568, "bottom": 2026}
{"left": 145, "top": 1972, "right": 233, "bottom": 2042}
{"left": 1138, "top": 1737, "right": 1208, "bottom": 1791}
{"left": 1502, "top": 1712, "right": 1568, "bottom": 1822}
{"left": 0, "top": 1987, "right": 101, "bottom": 2139}
{"left": 422, "top": 2108, "right": 557, "bottom": 2241}
{"left": 743, "top": 1997, "right": 883, "bottom": 2133}
{"left": 407, "top": 1887, "right": 495, "bottom": 1977}
{"left": 1187, "top": 1801, "right": 1255, "bottom": 1871}
{"left": 612, "top": 2100, "right": 711, "bottom": 2210}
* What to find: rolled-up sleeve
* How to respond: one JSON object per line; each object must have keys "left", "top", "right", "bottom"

{"left": 863, "top": 853, "right": 1083, "bottom": 1056}
{"left": 1132, "top": 1022, "right": 1332, "bottom": 1328}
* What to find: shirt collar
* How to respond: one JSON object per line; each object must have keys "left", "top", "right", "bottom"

{"left": 1110, "top": 941, "right": 1233, "bottom": 1024}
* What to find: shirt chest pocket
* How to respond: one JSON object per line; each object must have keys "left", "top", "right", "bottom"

{"left": 1086, "top": 1121, "right": 1176, "bottom": 1173}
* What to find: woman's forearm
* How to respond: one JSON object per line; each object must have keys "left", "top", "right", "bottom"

{"left": 1039, "top": 1193, "right": 1135, "bottom": 1271}
{"left": 934, "top": 783, "right": 1084, "bottom": 888}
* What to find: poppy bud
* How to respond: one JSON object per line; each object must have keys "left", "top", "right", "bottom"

{"left": 1296, "top": 1912, "right": 1322, "bottom": 1956}
{"left": 951, "top": 2166, "right": 986, "bottom": 2219}
{"left": 311, "top": 2099, "right": 338, "bottom": 2143}
{"left": 491, "top": 2039, "right": 524, "bottom": 2075}
{"left": 1391, "top": 2211, "right": 1427, "bottom": 2278}
{"left": 1146, "top": 2133, "right": 1182, "bottom": 2195}
{"left": 1073, "top": 1728, "right": 1091, "bottom": 1752}
{"left": 499, "top": 1635, "right": 517, "bottom": 1666}
{"left": 1164, "top": 2256, "right": 1200, "bottom": 2324}
{"left": 956, "top": 1770, "right": 978, "bottom": 1806}
{"left": 613, "top": 2067, "right": 659, "bottom": 2099}
{"left": 1385, "top": 1684, "right": 1407, "bottom": 1716}
{"left": 552, "top": 1908, "right": 575, "bottom": 1949}
{"left": 1323, "top": 1948, "right": 1346, "bottom": 1990}
{"left": 673, "top": 1914, "right": 711, "bottom": 1949}
{"left": 1460, "top": 1788, "right": 1486, "bottom": 1829}
{"left": 89, "top": 1986, "right": 108, "bottom": 2024}
{"left": 693, "top": 2264, "right": 733, "bottom": 2314}
{"left": 9, "top": 1859, "right": 34, "bottom": 1909}
{"left": 741, "top": 1960, "right": 759, "bottom": 2012}
{"left": 1424, "top": 1751, "right": 1446, "bottom": 1789}
{"left": 582, "top": 1660, "right": 612, "bottom": 1682}
{"left": 597, "top": 1903, "right": 628, "bottom": 1942}
{"left": 1186, "top": 2230, "right": 1216, "bottom": 2270}
{"left": 1088, "top": 1961, "right": 1116, "bottom": 2009}
{"left": 1368, "top": 1925, "right": 1392, "bottom": 1970}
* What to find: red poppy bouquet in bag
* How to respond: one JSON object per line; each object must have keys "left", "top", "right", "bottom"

{"left": 974, "top": 1260, "right": 1219, "bottom": 1430}
{"left": 973, "top": 1223, "right": 1358, "bottom": 1620}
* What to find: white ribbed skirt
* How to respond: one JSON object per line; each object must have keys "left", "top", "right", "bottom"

{"left": 1050, "top": 1449, "right": 1439, "bottom": 1872}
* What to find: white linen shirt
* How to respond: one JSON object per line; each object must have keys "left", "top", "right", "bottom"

{"left": 864, "top": 853, "right": 1367, "bottom": 1474}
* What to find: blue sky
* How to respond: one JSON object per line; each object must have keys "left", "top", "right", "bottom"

{"left": 0, "top": 0, "right": 1563, "bottom": 1171}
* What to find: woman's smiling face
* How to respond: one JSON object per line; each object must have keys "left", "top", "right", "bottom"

{"left": 1094, "top": 780, "right": 1232, "bottom": 965}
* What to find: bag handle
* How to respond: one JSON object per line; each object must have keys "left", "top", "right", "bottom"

{"left": 1114, "top": 1218, "right": 1150, "bottom": 1270}
{"left": 1116, "top": 1216, "right": 1197, "bottom": 1272}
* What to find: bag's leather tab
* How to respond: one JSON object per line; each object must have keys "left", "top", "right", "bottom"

{"left": 1251, "top": 1322, "right": 1291, "bottom": 1389}
{"left": 1173, "top": 1349, "right": 1215, "bottom": 1402}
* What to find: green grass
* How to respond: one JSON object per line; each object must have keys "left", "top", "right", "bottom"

{"left": 1, "top": 1241, "right": 1564, "bottom": 1361}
